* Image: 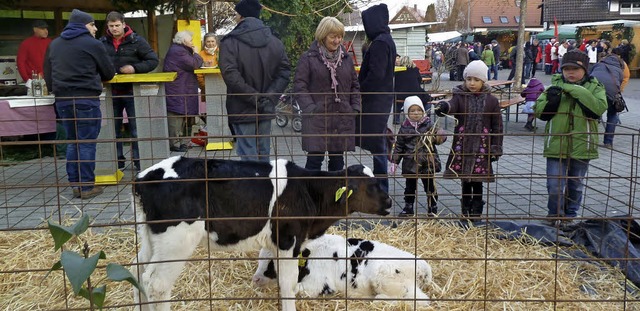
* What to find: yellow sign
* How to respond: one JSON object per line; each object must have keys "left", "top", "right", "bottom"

{"left": 177, "top": 20, "right": 202, "bottom": 51}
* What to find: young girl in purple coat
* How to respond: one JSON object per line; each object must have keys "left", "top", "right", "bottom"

{"left": 521, "top": 78, "right": 545, "bottom": 131}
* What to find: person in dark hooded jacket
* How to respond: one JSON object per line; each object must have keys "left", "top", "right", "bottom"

{"left": 589, "top": 50, "right": 629, "bottom": 148}
{"left": 219, "top": 0, "right": 291, "bottom": 162}
{"left": 356, "top": 3, "right": 397, "bottom": 193}
{"left": 44, "top": 9, "right": 115, "bottom": 199}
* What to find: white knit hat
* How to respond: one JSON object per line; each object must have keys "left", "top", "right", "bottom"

{"left": 403, "top": 96, "right": 425, "bottom": 115}
{"left": 463, "top": 60, "right": 489, "bottom": 82}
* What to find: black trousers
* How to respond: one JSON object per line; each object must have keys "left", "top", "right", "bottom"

{"left": 462, "top": 181, "right": 483, "bottom": 204}
{"left": 404, "top": 176, "right": 438, "bottom": 207}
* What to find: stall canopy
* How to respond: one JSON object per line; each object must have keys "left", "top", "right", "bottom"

{"left": 427, "top": 31, "right": 462, "bottom": 43}
{"left": 536, "top": 26, "right": 577, "bottom": 41}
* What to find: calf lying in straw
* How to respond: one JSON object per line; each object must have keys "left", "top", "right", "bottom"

{"left": 253, "top": 234, "right": 433, "bottom": 307}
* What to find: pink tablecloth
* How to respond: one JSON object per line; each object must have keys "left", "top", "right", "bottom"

{"left": 0, "top": 100, "right": 56, "bottom": 137}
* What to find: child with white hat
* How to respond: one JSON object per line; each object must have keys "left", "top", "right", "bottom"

{"left": 433, "top": 60, "right": 504, "bottom": 218}
{"left": 390, "top": 96, "right": 446, "bottom": 217}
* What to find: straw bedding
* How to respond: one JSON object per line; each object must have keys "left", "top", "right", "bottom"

{"left": 1, "top": 219, "right": 639, "bottom": 310}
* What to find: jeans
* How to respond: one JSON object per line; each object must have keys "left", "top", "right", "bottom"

{"left": 366, "top": 137, "right": 389, "bottom": 194}
{"left": 491, "top": 64, "right": 499, "bottom": 80}
{"left": 232, "top": 120, "right": 272, "bottom": 162}
{"left": 603, "top": 107, "right": 620, "bottom": 145}
{"left": 113, "top": 96, "right": 139, "bottom": 163}
{"left": 305, "top": 152, "right": 344, "bottom": 171}
{"left": 546, "top": 157, "right": 590, "bottom": 218}
{"left": 523, "top": 63, "right": 531, "bottom": 79}
{"left": 56, "top": 100, "right": 101, "bottom": 191}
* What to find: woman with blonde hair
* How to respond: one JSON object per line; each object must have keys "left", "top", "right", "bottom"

{"left": 393, "top": 55, "right": 429, "bottom": 124}
{"left": 197, "top": 32, "right": 219, "bottom": 101}
{"left": 293, "top": 16, "right": 360, "bottom": 171}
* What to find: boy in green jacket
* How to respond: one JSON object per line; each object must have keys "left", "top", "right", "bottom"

{"left": 534, "top": 50, "right": 607, "bottom": 228}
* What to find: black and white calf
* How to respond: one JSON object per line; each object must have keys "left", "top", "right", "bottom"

{"left": 131, "top": 156, "right": 391, "bottom": 311}
{"left": 253, "top": 234, "right": 433, "bottom": 307}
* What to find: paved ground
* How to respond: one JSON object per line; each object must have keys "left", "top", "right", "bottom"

{"left": 1, "top": 70, "right": 639, "bottom": 230}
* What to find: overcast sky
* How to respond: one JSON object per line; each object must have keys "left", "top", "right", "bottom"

{"left": 359, "top": 0, "right": 436, "bottom": 16}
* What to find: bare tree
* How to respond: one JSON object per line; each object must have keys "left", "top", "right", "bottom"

{"left": 201, "top": 1, "right": 235, "bottom": 34}
{"left": 514, "top": 0, "right": 527, "bottom": 89}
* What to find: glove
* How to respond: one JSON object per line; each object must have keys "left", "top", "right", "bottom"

{"left": 546, "top": 86, "right": 563, "bottom": 107}
{"left": 539, "top": 86, "right": 563, "bottom": 121}
{"left": 388, "top": 163, "right": 398, "bottom": 175}
{"left": 433, "top": 101, "right": 449, "bottom": 117}
{"left": 257, "top": 97, "right": 275, "bottom": 115}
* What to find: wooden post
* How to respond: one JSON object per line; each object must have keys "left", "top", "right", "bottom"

{"left": 514, "top": 0, "right": 527, "bottom": 90}
{"left": 146, "top": 9, "right": 158, "bottom": 52}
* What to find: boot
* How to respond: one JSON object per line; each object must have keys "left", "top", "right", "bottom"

{"left": 524, "top": 121, "right": 534, "bottom": 131}
{"left": 427, "top": 205, "right": 438, "bottom": 217}
{"left": 399, "top": 202, "right": 415, "bottom": 217}
{"left": 460, "top": 198, "right": 472, "bottom": 218}
{"left": 470, "top": 199, "right": 485, "bottom": 218}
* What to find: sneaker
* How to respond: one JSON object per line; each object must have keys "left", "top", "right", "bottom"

{"left": 603, "top": 143, "right": 612, "bottom": 149}
{"left": 398, "top": 208, "right": 414, "bottom": 217}
{"left": 542, "top": 216, "right": 559, "bottom": 227}
{"left": 72, "top": 188, "right": 81, "bottom": 198}
{"left": 134, "top": 160, "right": 141, "bottom": 171}
{"left": 399, "top": 203, "right": 415, "bottom": 217}
{"left": 560, "top": 219, "right": 578, "bottom": 230}
{"left": 427, "top": 206, "right": 438, "bottom": 217}
{"left": 78, "top": 186, "right": 104, "bottom": 199}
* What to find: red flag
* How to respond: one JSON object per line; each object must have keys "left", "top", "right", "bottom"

{"left": 553, "top": 16, "right": 558, "bottom": 38}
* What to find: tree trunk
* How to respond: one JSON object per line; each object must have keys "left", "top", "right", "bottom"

{"left": 514, "top": 0, "right": 527, "bottom": 90}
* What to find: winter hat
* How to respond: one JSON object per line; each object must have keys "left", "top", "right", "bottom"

{"left": 235, "top": 0, "right": 262, "bottom": 18}
{"left": 32, "top": 20, "right": 48, "bottom": 28}
{"left": 561, "top": 49, "right": 590, "bottom": 72}
{"left": 403, "top": 96, "right": 425, "bottom": 114}
{"left": 463, "top": 60, "right": 489, "bottom": 82}
{"left": 69, "top": 9, "right": 94, "bottom": 25}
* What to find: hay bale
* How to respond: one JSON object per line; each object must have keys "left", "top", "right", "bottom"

{"left": 1, "top": 219, "right": 638, "bottom": 310}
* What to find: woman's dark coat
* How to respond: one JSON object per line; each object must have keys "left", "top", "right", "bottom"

{"left": 163, "top": 43, "right": 203, "bottom": 115}
{"left": 294, "top": 41, "right": 360, "bottom": 152}
{"left": 356, "top": 4, "right": 397, "bottom": 151}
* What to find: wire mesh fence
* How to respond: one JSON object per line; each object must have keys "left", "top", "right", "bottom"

{"left": 1, "top": 85, "right": 639, "bottom": 310}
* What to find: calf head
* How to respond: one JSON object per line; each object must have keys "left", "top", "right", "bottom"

{"left": 339, "top": 165, "right": 391, "bottom": 216}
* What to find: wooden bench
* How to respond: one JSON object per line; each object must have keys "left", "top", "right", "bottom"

{"left": 421, "top": 77, "right": 432, "bottom": 87}
{"left": 630, "top": 67, "right": 640, "bottom": 78}
{"left": 500, "top": 96, "right": 526, "bottom": 124}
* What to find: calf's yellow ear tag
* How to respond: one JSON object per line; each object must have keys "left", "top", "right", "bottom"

{"left": 335, "top": 187, "right": 353, "bottom": 202}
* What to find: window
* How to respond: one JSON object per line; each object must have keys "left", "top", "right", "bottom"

{"left": 514, "top": 16, "right": 520, "bottom": 23}
{"left": 500, "top": 16, "right": 509, "bottom": 23}
{"left": 620, "top": 2, "right": 640, "bottom": 14}
{"left": 482, "top": 16, "right": 493, "bottom": 24}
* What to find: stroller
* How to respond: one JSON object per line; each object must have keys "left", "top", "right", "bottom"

{"left": 275, "top": 93, "right": 302, "bottom": 132}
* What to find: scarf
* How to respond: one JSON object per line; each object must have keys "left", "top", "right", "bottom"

{"left": 319, "top": 43, "right": 343, "bottom": 103}
{"left": 205, "top": 46, "right": 218, "bottom": 56}
{"left": 406, "top": 116, "right": 430, "bottom": 129}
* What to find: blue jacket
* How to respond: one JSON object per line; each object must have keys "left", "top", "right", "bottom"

{"left": 44, "top": 23, "right": 115, "bottom": 101}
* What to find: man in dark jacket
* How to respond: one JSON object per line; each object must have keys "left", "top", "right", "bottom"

{"left": 100, "top": 11, "right": 159, "bottom": 171}
{"left": 44, "top": 9, "right": 115, "bottom": 199}
{"left": 589, "top": 51, "right": 626, "bottom": 148}
{"left": 455, "top": 43, "right": 470, "bottom": 81}
{"left": 356, "top": 3, "right": 397, "bottom": 193}
{"left": 219, "top": 0, "right": 290, "bottom": 162}
{"left": 491, "top": 39, "right": 500, "bottom": 79}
